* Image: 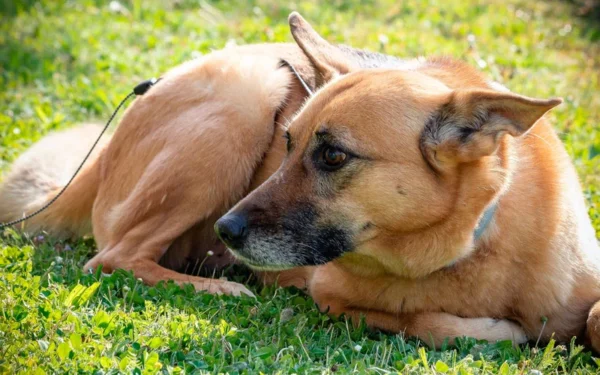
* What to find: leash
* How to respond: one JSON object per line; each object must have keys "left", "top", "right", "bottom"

{"left": 0, "top": 78, "right": 161, "bottom": 230}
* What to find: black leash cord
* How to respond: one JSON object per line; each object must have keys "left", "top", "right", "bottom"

{"left": 0, "top": 78, "right": 160, "bottom": 230}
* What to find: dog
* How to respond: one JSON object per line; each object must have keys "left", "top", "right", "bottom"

{"left": 214, "top": 14, "right": 600, "bottom": 349}
{"left": 2, "top": 12, "right": 599, "bottom": 349}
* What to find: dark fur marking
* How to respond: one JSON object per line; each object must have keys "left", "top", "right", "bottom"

{"left": 458, "top": 126, "right": 475, "bottom": 143}
{"left": 419, "top": 100, "right": 490, "bottom": 170}
{"left": 249, "top": 202, "right": 351, "bottom": 266}
{"left": 283, "top": 204, "right": 350, "bottom": 264}
{"left": 422, "top": 101, "right": 490, "bottom": 146}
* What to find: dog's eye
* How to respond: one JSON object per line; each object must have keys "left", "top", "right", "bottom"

{"left": 320, "top": 146, "right": 347, "bottom": 170}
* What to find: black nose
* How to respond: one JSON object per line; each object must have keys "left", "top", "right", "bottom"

{"left": 214, "top": 213, "right": 248, "bottom": 249}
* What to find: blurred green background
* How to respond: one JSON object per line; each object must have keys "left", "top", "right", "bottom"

{"left": 1, "top": 0, "right": 599, "bottom": 374}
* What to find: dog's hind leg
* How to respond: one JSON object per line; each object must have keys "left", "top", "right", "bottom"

{"left": 84, "top": 143, "right": 260, "bottom": 296}
{"left": 86, "top": 147, "right": 254, "bottom": 296}
{"left": 85, "top": 50, "right": 294, "bottom": 296}
{"left": 85, "top": 223, "right": 253, "bottom": 296}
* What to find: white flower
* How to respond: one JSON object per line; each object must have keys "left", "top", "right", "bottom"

{"left": 279, "top": 308, "right": 294, "bottom": 323}
{"left": 109, "top": 1, "right": 125, "bottom": 13}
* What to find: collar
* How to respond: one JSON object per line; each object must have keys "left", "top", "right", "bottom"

{"left": 473, "top": 203, "right": 498, "bottom": 241}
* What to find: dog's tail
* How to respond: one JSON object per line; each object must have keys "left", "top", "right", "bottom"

{"left": 0, "top": 124, "right": 110, "bottom": 238}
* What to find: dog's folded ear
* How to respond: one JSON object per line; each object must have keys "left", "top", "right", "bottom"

{"left": 288, "top": 12, "right": 356, "bottom": 86}
{"left": 421, "top": 89, "right": 562, "bottom": 169}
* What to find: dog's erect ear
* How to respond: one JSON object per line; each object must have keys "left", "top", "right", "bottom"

{"left": 288, "top": 12, "right": 356, "bottom": 85}
{"left": 421, "top": 89, "right": 562, "bottom": 169}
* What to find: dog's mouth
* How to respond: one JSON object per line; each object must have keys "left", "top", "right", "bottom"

{"left": 225, "top": 239, "right": 347, "bottom": 270}
{"left": 226, "top": 249, "right": 298, "bottom": 271}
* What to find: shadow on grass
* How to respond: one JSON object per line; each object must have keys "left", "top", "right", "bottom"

{"left": 0, "top": 0, "right": 39, "bottom": 18}
{"left": 0, "top": 35, "right": 78, "bottom": 88}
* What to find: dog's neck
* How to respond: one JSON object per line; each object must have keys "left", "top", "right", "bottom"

{"left": 358, "top": 144, "right": 514, "bottom": 279}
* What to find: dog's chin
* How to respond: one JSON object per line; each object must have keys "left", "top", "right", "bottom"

{"left": 226, "top": 249, "right": 300, "bottom": 271}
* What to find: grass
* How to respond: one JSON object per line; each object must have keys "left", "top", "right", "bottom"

{"left": 1, "top": 0, "right": 599, "bottom": 373}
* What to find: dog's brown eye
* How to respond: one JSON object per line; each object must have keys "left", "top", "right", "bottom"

{"left": 322, "top": 147, "right": 347, "bottom": 168}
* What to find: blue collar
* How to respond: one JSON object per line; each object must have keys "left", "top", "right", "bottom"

{"left": 473, "top": 203, "right": 498, "bottom": 241}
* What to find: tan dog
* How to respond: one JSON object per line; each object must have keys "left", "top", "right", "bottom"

{"left": 2, "top": 13, "right": 599, "bottom": 349}
{"left": 215, "top": 14, "right": 600, "bottom": 349}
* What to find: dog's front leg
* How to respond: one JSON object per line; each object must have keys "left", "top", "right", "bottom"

{"left": 323, "top": 305, "right": 527, "bottom": 348}
{"left": 86, "top": 197, "right": 254, "bottom": 297}
{"left": 85, "top": 250, "right": 253, "bottom": 296}
{"left": 257, "top": 267, "right": 315, "bottom": 290}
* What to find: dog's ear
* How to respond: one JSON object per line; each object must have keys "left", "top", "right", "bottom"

{"left": 288, "top": 12, "right": 356, "bottom": 85}
{"left": 421, "top": 89, "right": 562, "bottom": 169}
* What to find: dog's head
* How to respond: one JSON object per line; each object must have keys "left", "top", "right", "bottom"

{"left": 215, "top": 13, "right": 561, "bottom": 276}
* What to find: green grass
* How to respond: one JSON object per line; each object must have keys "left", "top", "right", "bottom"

{"left": 1, "top": 0, "right": 599, "bottom": 373}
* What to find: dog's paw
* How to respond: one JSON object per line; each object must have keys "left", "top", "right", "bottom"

{"left": 483, "top": 319, "right": 528, "bottom": 345}
{"left": 192, "top": 279, "right": 255, "bottom": 298}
